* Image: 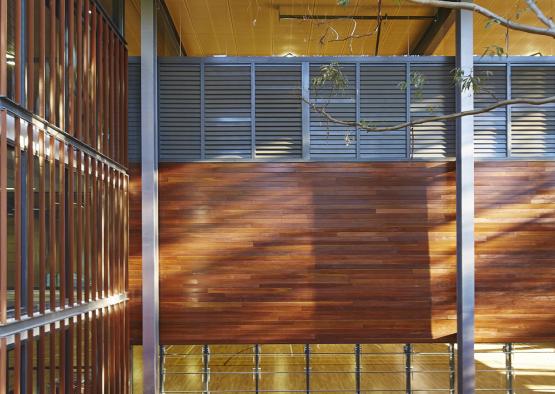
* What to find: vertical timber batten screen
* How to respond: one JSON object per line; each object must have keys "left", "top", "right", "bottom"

{"left": 0, "top": 0, "right": 129, "bottom": 391}
{"left": 139, "top": 57, "right": 555, "bottom": 163}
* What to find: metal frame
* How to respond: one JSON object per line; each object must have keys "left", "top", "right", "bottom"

{"left": 254, "top": 344, "right": 261, "bottom": 393}
{"left": 200, "top": 63, "right": 205, "bottom": 160}
{"left": 404, "top": 344, "right": 412, "bottom": 394}
{"left": 449, "top": 343, "right": 456, "bottom": 394}
{"left": 161, "top": 343, "right": 471, "bottom": 393}
{"left": 91, "top": 0, "right": 126, "bottom": 42}
{"left": 279, "top": 14, "right": 436, "bottom": 21}
{"left": 405, "top": 62, "right": 412, "bottom": 159}
{"left": 455, "top": 2, "right": 475, "bottom": 393}
{"left": 154, "top": 55, "right": 555, "bottom": 164}
{"left": 156, "top": 0, "right": 186, "bottom": 56}
{"left": 355, "top": 63, "right": 361, "bottom": 159}
{"left": 504, "top": 343, "right": 514, "bottom": 394}
{"left": 141, "top": 0, "right": 161, "bottom": 393}
{"left": 304, "top": 344, "right": 311, "bottom": 394}
{"left": 506, "top": 63, "right": 512, "bottom": 158}
{"left": 203, "top": 344, "right": 210, "bottom": 393}
{"left": 251, "top": 63, "right": 256, "bottom": 159}
{"left": 0, "top": 97, "right": 127, "bottom": 173}
{"left": 355, "top": 344, "right": 361, "bottom": 394}
{"left": 0, "top": 294, "right": 126, "bottom": 340}
{"left": 157, "top": 55, "right": 555, "bottom": 64}
{"left": 301, "top": 62, "right": 310, "bottom": 159}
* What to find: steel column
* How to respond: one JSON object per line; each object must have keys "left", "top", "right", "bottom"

{"left": 455, "top": 2, "right": 475, "bottom": 393}
{"left": 141, "top": 0, "right": 160, "bottom": 392}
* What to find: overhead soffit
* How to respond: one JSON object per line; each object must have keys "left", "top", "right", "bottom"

{"left": 433, "top": 0, "right": 555, "bottom": 56}
{"left": 126, "top": 0, "right": 141, "bottom": 56}
{"left": 126, "top": 0, "right": 555, "bottom": 57}
{"left": 163, "top": 0, "right": 436, "bottom": 56}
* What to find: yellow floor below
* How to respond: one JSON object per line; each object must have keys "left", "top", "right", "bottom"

{"left": 132, "top": 343, "right": 555, "bottom": 393}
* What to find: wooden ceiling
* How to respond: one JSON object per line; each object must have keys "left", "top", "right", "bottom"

{"left": 163, "top": 0, "right": 435, "bottom": 56}
{"left": 126, "top": 0, "right": 141, "bottom": 55}
{"left": 125, "top": 0, "right": 555, "bottom": 57}
{"left": 433, "top": 0, "right": 555, "bottom": 56}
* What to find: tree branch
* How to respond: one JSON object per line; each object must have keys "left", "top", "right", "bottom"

{"left": 525, "top": 0, "right": 555, "bottom": 29}
{"left": 308, "top": 96, "right": 555, "bottom": 132}
{"left": 406, "top": 0, "right": 555, "bottom": 38}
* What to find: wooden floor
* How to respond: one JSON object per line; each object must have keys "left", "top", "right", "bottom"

{"left": 132, "top": 343, "right": 555, "bottom": 393}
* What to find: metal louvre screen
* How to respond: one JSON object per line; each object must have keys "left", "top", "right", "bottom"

{"left": 159, "top": 62, "right": 201, "bottom": 161}
{"left": 144, "top": 58, "right": 555, "bottom": 162}
{"left": 205, "top": 64, "right": 252, "bottom": 159}
{"left": 410, "top": 64, "right": 456, "bottom": 158}
{"left": 510, "top": 66, "right": 555, "bottom": 157}
{"left": 359, "top": 65, "right": 407, "bottom": 159}
{"left": 255, "top": 65, "right": 302, "bottom": 158}
{"left": 309, "top": 63, "right": 357, "bottom": 159}
{"left": 128, "top": 59, "right": 142, "bottom": 163}
{"left": 474, "top": 65, "right": 507, "bottom": 158}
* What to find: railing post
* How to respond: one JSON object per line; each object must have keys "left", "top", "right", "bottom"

{"left": 449, "top": 343, "right": 456, "bottom": 394}
{"left": 404, "top": 344, "right": 412, "bottom": 394}
{"left": 254, "top": 344, "right": 261, "bottom": 393}
{"left": 305, "top": 344, "right": 311, "bottom": 394}
{"left": 203, "top": 344, "right": 210, "bottom": 394}
{"left": 504, "top": 343, "right": 514, "bottom": 394}
{"left": 355, "top": 344, "right": 361, "bottom": 394}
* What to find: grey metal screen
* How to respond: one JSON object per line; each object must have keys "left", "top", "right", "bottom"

{"left": 129, "top": 57, "right": 555, "bottom": 162}
{"left": 158, "top": 62, "right": 201, "bottom": 161}
{"left": 255, "top": 64, "right": 303, "bottom": 158}
{"left": 205, "top": 64, "right": 252, "bottom": 159}
{"left": 359, "top": 64, "right": 408, "bottom": 159}
{"left": 474, "top": 65, "right": 508, "bottom": 158}
{"left": 511, "top": 66, "right": 555, "bottom": 157}
{"left": 127, "top": 58, "right": 141, "bottom": 163}
{"left": 309, "top": 63, "right": 357, "bottom": 159}
{"left": 410, "top": 64, "right": 456, "bottom": 158}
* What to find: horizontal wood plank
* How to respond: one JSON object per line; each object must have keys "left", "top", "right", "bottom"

{"left": 128, "top": 161, "right": 555, "bottom": 344}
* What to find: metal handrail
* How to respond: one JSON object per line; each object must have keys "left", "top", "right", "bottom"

{"left": 0, "top": 96, "right": 127, "bottom": 173}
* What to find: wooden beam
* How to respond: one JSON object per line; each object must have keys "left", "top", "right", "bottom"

{"left": 412, "top": 7, "right": 456, "bottom": 55}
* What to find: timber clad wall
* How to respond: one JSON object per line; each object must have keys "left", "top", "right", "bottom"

{"left": 475, "top": 162, "right": 555, "bottom": 342}
{"left": 129, "top": 165, "right": 142, "bottom": 342}
{"left": 128, "top": 161, "right": 555, "bottom": 344}
{"left": 157, "top": 162, "right": 457, "bottom": 344}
